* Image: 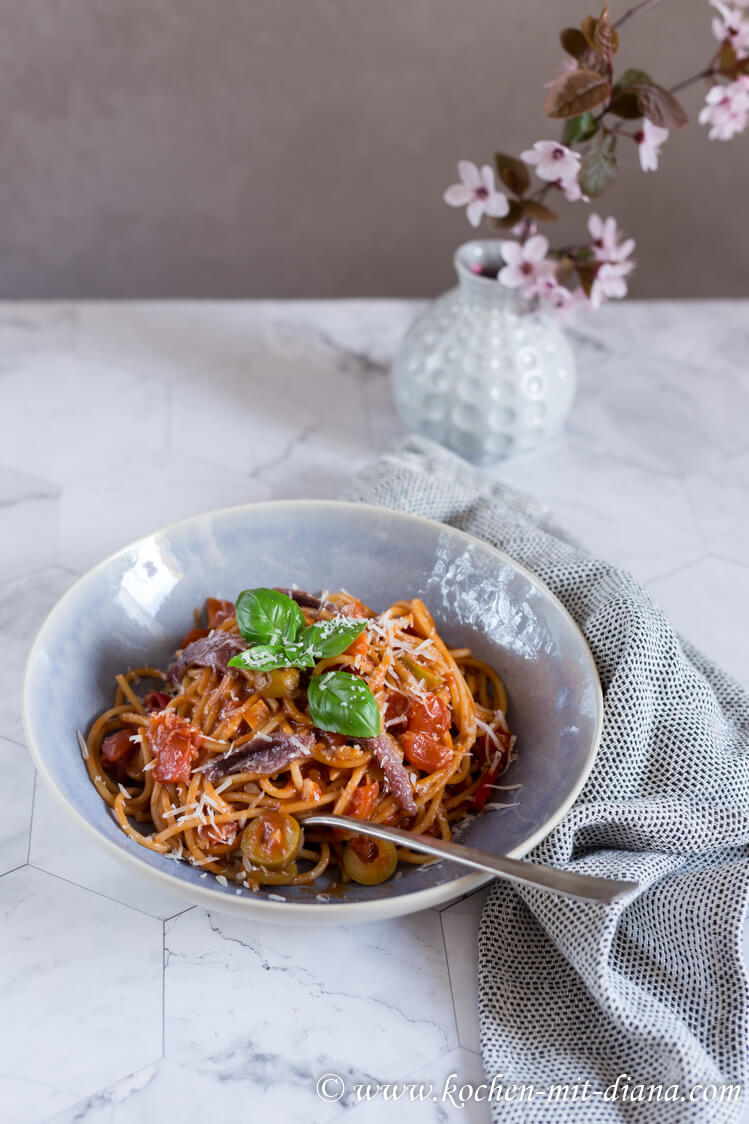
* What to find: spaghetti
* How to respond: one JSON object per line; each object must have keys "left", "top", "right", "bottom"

{"left": 82, "top": 589, "right": 516, "bottom": 892}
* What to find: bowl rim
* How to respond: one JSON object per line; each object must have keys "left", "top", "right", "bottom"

{"left": 22, "top": 498, "right": 603, "bottom": 922}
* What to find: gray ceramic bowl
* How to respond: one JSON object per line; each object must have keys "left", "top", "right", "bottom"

{"left": 23, "top": 500, "right": 602, "bottom": 923}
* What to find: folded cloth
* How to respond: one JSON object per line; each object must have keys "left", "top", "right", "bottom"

{"left": 344, "top": 435, "right": 749, "bottom": 1123}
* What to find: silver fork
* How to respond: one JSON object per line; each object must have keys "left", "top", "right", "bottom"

{"left": 303, "top": 814, "right": 638, "bottom": 903}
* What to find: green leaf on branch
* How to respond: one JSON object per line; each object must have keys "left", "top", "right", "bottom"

{"left": 593, "top": 8, "right": 619, "bottom": 63}
{"left": 631, "top": 81, "right": 688, "bottom": 128}
{"left": 521, "top": 200, "right": 559, "bottom": 222}
{"left": 563, "top": 111, "right": 599, "bottom": 144}
{"left": 554, "top": 257, "right": 577, "bottom": 287}
{"left": 576, "top": 260, "right": 602, "bottom": 299}
{"left": 489, "top": 199, "right": 557, "bottom": 228}
{"left": 544, "top": 68, "right": 611, "bottom": 119}
{"left": 494, "top": 152, "right": 530, "bottom": 197}
{"left": 718, "top": 42, "right": 738, "bottom": 77}
{"left": 580, "top": 15, "right": 598, "bottom": 49}
{"left": 613, "top": 68, "right": 652, "bottom": 92}
{"left": 609, "top": 90, "right": 642, "bottom": 119}
{"left": 578, "top": 134, "right": 617, "bottom": 198}
{"left": 560, "top": 27, "right": 589, "bottom": 59}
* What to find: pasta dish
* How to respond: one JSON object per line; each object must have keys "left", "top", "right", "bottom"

{"left": 81, "top": 587, "right": 516, "bottom": 893}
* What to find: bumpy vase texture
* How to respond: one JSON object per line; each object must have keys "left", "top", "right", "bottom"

{"left": 392, "top": 240, "right": 577, "bottom": 464}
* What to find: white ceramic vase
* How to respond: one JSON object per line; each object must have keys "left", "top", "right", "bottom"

{"left": 392, "top": 239, "right": 577, "bottom": 464}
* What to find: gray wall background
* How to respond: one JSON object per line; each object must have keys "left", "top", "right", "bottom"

{"left": 0, "top": 0, "right": 747, "bottom": 299}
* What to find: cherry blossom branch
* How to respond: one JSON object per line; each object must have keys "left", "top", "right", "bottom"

{"left": 670, "top": 67, "right": 717, "bottom": 94}
{"left": 613, "top": 0, "right": 668, "bottom": 30}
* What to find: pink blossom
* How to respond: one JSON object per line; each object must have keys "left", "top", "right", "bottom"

{"left": 444, "top": 161, "right": 510, "bottom": 227}
{"left": 635, "top": 119, "right": 669, "bottom": 172}
{"left": 534, "top": 272, "right": 575, "bottom": 312}
{"left": 549, "top": 286, "right": 592, "bottom": 321}
{"left": 710, "top": 1, "right": 749, "bottom": 55}
{"left": 520, "top": 141, "right": 583, "bottom": 200}
{"left": 590, "top": 261, "right": 635, "bottom": 309}
{"left": 698, "top": 77, "right": 749, "bottom": 139}
{"left": 498, "top": 235, "right": 553, "bottom": 297}
{"left": 587, "top": 214, "right": 636, "bottom": 265}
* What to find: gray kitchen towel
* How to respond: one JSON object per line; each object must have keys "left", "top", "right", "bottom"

{"left": 344, "top": 435, "right": 749, "bottom": 1123}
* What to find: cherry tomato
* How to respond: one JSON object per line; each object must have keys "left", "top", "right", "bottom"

{"left": 143, "top": 690, "right": 170, "bottom": 712}
{"left": 148, "top": 710, "right": 202, "bottom": 784}
{"left": 101, "top": 729, "right": 137, "bottom": 764}
{"left": 344, "top": 632, "right": 369, "bottom": 663}
{"left": 338, "top": 598, "right": 370, "bottom": 619}
{"left": 241, "top": 810, "right": 302, "bottom": 870}
{"left": 384, "top": 692, "right": 409, "bottom": 730}
{"left": 400, "top": 730, "right": 452, "bottom": 772}
{"left": 473, "top": 730, "right": 513, "bottom": 810}
{"left": 180, "top": 627, "right": 209, "bottom": 649}
{"left": 197, "top": 821, "right": 240, "bottom": 848}
{"left": 347, "top": 781, "right": 379, "bottom": 820}
{"left": 408, "top": 693, "right": 450, "bottom": 737}
{"left": 205, "top": 598, "right": 235, "bottom": 628}
{"left": 343, "top": 836, "right": 398, "bottom": 884}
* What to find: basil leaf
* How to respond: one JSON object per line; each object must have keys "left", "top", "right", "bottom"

{"left": 307, "top": 670, "right": 381, "bottom": 739}
{"left": 296, "top": 617, "right": 367, "bottom": 661}
{"left": 227, "top": 645, "right": 292, "bottom": 671}
{"left": 228, "top": 641, "right": 317, "bottom": 672}
{"left": 235, "top": 588, "right": 305, "bottom": 646}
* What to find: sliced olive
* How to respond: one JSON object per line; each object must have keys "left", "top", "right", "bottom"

{"left": 241, "top": 810, "right": 302, "bottom": 870}
{"left": 260, "top": 667, "right": 301, "bottom": 699}
{"left": 342, "top": 836, "right": 398, "bottom": 885}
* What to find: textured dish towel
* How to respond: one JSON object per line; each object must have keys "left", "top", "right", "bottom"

{"left": 344, "top": 435, "right": 749, "bottom": 1123}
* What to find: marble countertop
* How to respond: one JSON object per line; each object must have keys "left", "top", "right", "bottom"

{"left": 2, "top": 300, "right": 748, "bottom": 1124}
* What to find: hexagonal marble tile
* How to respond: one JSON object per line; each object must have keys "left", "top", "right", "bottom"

{"left": 648, "top": 557, "right": 749, "bottom": 688}
{"left": 0, "top": 566, "right": 79, "bottom": 744}
{"left": 58, "top": 452, "right": 272, "bottom": 573}
{"left": 166, "top": 332, "right": 370, "bottom": 478}
{"left": 163, "top": 907, "right": 458, "bottom": 1122}
{"left": 495, "top": 445, "right": 706, "bottom": 585}
{"left": 440, "top": 888, "right": 489, "bottom": 1057}
{"left": 0, "top": 304, "right": 75, "bottom": 377}
{"left": 0, "top": 737, "right": 35, "bottom": 874}
{"left": 345, "top": 1047, "right": 490, "bottom": 1123}
{"left": 0, "top": 466, "right": 60, "bottom": 584}
{"left": 45, "top": 1061, "right": 278, "bottom": 1124}
{"left": 29, "top": 781, "right": 192, "bottom": 920}
{"left": 0, "top": 866, "right": 163, "bottom": 1123}
{"left": 0, "top": 354, "right": 169, "bottom": 486}
{"left": 684, "top": 452, "right": 749, "bottom": 570}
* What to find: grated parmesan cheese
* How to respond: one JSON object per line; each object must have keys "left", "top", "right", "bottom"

{"left": 76, "top": 730, "right": 90, "bottom": 760}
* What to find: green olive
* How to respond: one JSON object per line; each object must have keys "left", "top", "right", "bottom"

{"left": 241, "top": 810, "right": 302, "bottom": 870}
{"left": 260, "top": 667, "right": 301, "bottom": 698}
{"left": 342, "top": 836, "right": 398, "bottom": 885}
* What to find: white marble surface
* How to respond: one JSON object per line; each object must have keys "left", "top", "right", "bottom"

{"left": 1, "top": 300, "right": 748, "bottom": 1123}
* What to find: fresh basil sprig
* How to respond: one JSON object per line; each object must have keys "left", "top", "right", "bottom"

{"left": 296, "top": 617, "right": 368, "bottom": 661}
{"left": 228, "top": 643, "right": 312, "bottom": 672}
{"left": 235, "top": 588, "right": 306, "bottom": 646}
{"left": 307, "top": 670, "right": 381, "bottom": 739}
{"left": 228, "top": 588, "right": 368, "bottom": 673}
